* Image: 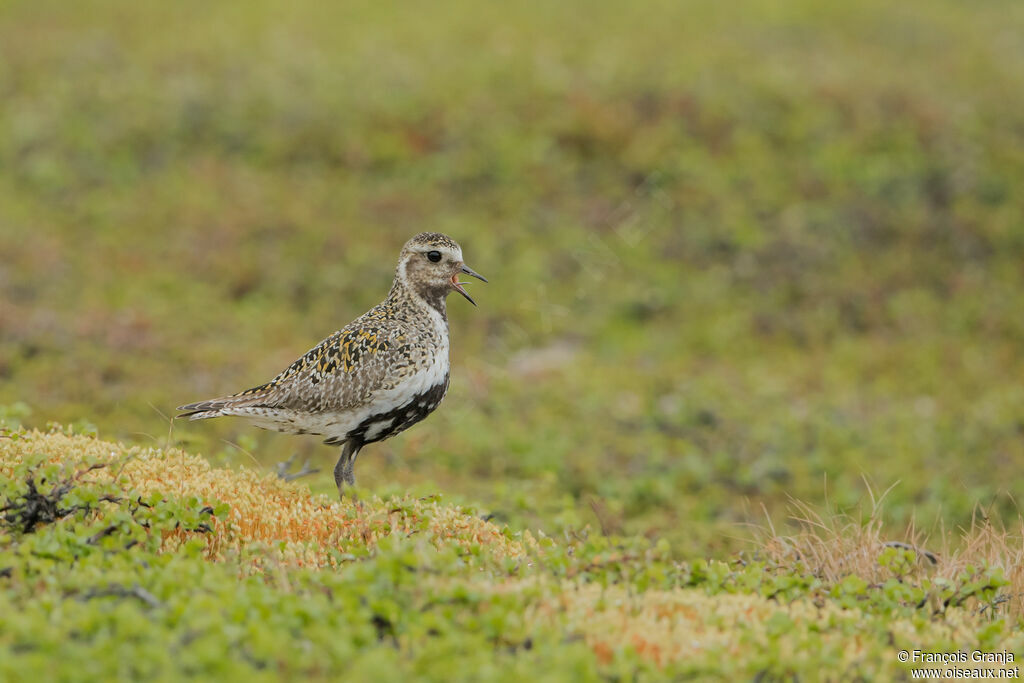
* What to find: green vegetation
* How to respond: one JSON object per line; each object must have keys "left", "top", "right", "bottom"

{"left": 2, "top": 431, "right": 1021, "bottom": 680}
{"left": 1, "top": 0, "right": 1023, "bottom": 678}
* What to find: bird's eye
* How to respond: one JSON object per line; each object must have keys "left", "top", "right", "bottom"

{"left": 426, "top": 250, "right": 442, "bottom": 263}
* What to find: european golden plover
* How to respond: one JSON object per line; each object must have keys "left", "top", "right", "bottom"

{"left": 177, "top": 232, "right": 486, "bottom": 497}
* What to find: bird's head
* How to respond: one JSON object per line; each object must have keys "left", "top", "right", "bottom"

{"left": 397, "top": 232, "right": 487, "bottom": 306}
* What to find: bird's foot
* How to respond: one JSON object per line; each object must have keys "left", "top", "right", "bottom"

{"left": 275, "top": 454, "right": 320, "bottom": 482}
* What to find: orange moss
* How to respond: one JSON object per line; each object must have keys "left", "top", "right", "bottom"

{"left": 0, "top": 430, "right": 530, "bottom": 569}
{"left": 518, "top": 581, "right": 1024, "bottom": 670}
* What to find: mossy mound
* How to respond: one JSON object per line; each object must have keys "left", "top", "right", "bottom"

{"left": 1, "top": 429, "right": 1021, "bottom": 680}
{"left": 0, "top": 430, "right": 529, "bottom": 569}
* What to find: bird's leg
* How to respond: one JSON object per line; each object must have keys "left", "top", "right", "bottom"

{"left": 342, "top": 453, "right": 357, "bottom": 486}
{"left": 332, "top": 446, "right": 350, "bottom": 492}
{"left": 333, "top": 441, "right": 361, "bottom": 499}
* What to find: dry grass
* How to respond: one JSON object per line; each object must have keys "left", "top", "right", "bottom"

{"left": 0, "top": 430, "right": 531, "bottom": 569}
{"left": 754, "top": 488, "right": 1024, "bottom": 617}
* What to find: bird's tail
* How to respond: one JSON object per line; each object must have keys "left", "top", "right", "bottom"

{"left": 176, "top": 392, "right": 269, "bottom": 420}
{"left": 176, "top": 398, "right": 231, "bottom": 420}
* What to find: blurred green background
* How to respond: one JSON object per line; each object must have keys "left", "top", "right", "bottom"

{"left": 2, "top": 0, "right": 1022, "bottom": 556}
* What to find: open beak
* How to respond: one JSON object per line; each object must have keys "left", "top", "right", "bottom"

{"left": 451, "top": 264, "right": 487, "bottom": 306}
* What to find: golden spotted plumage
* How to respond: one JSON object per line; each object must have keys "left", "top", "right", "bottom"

{"left": 177, "top": 232, "right": 486, "bottom": 497}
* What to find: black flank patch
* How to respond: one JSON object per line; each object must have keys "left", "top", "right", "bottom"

{"left": 342, "top": 374, "right": 450, "bottom": 448}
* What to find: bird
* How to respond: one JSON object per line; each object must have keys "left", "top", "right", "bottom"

{"left": 177, "top": 232, "right": 486, "bottom": 497}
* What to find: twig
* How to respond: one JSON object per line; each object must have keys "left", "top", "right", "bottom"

{"left": 81, "top": 584, "right": 163, "bottom": 609}
{"left": 883, "top": 541, "right": 939, "bottom": 565}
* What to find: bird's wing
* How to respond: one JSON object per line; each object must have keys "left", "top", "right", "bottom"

{"left": 178, "top": 312, "right": 417, "bottom": 418}
{"left": 239, "top": 319, "right": 416, "bottom": 412}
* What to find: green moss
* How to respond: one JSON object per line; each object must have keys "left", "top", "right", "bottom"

{"left": 2, "top": 431, "right": 1021, "bottom": 680}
